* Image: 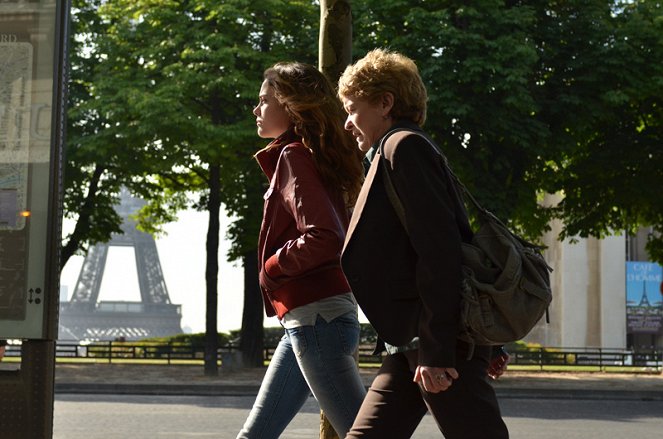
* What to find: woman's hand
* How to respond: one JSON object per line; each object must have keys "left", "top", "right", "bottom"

{"left": 413, "top": 365, "right": 459, "bottom": 393}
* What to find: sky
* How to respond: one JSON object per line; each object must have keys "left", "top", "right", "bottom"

{"left": 60, "top": 209, "right": 278, "bottom": 334}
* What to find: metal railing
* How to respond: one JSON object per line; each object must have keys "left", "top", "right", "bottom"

{"left": 509, "top": 346, "right": 662, "bottom": 370}
{"left": 2, "top": 342, "right": 661, "bottom": 371}
{"left": 1, "top": 341, "right": 383, "bottom": 365}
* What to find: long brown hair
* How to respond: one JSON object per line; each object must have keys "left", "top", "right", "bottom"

{"left": 264, "top": 62, "right": 364, "bottom": 207}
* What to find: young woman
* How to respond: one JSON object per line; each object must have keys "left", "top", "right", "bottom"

{"left": 338, "top": 48, "right": 509, "bottom": 438}
{"left": 236, "top": 62, "right": 366, "bottom": 439}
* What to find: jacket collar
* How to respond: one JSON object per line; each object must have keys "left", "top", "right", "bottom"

{"left": 365, "top": 120, "right": 423, "bottom": 165}
{"left": 255, "top": 127, "right": 301, "bottom": 181}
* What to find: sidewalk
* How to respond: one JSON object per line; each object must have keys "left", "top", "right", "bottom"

{"left": 53, "top": 362, "right": 663, "bottom": 400}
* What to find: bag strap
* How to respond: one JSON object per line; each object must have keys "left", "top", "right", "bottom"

{"left": 378, "top": 128, "right": 542, "bottom": 250}
{"left": 378, "top": 131, "right": 476, "bottom": 357}
{"left": 378, "top": 128, "right": 470, "bottom": 235}
{"left": 378, "top": 135, "right": 409, "bottom": 234}
{"left": 379, "top": 129, "right": 488, "bottom": 216}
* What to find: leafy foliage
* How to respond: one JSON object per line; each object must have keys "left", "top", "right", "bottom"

{"left": 351, "top": 0, "right": 663, "bottom": 259}
{"left": 534, "top": 1, "right": 663, "bottom": 261}
{"left": 65, "top": 0, "right": 322, "bottom": 371}
{"left": 64, "top": 1, "right": 663, "bottom": 370}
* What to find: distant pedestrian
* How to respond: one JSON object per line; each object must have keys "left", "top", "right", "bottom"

{"left": 0, "top": 340, "right": 6, "bottom": 361}
{"left": 338, "top": 48, "right": 509, "bottom": 438}
{"left": 236, "top": 62, "right": 366, "bottom": 439}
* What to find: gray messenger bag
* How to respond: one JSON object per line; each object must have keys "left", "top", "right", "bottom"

{"left": 379, "top": 129, "right": 553, "bottom": 357}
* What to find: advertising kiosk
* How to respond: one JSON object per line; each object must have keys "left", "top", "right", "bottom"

{"left": 0, "top": 1, "right": 70, "bottom": 437}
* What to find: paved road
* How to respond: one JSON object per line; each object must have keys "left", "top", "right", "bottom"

{"left": 54, "top": 393, "right": 663, "bottom": 438}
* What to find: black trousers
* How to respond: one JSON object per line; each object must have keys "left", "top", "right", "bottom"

{"left": 345, "top": 345, "right": 509, "bottom": 439}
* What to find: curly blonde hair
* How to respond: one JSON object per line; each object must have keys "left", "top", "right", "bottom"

{"left": 264, "top": 62, "right": 364, "bottom": 207}
{"left": 338, "top": 48, "right": 427, "bottom": 126}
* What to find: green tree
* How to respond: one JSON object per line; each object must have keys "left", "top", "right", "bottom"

{"left": 87, "top": 0, "right": 319, "bottom": 375}
{"left": 531, "top": 1, "right": 663, "bottom": 260}
{"left": 350, "top": 0, "right": 663, "bottom": 260}
{"left": 63, "top": 0, "right": 134, "bottom": 271}
{"left": 65, "top": 0, "right": 193, "bottom": 270}
{"left": 352, "top": 0, "right": 550, "bottom": 236}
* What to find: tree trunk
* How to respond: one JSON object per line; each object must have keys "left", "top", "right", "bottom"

{"left": 204, "top": 163, "right": 221, "bottom": 376}
{"left": 319, "top": 2, "right": 353, "bottom": 437}
{"left": 318, "top": 0, "right": 352, "bottom": 82}
{"left": 320, "top": 413, "right": 340, "bottom": 439}
{"left": 60, "top": 165, "right": 105, "bottom": 272}
{"left": 240, "top": 249, "right": 264, "bottom": 367}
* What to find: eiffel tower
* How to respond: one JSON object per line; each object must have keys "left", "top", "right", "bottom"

{"left": 59, "top": 189, "right": 183, "bottom": 341}
{"left": 638, "top": 282, "right": 652, "bottom": 308}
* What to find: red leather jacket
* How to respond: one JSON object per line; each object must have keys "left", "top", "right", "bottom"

{"left": 255, "top": 130, "right": 351, "bottom": 318}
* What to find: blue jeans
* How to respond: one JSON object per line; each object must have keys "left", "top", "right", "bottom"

{"left": 237, "top": 313, "right": 366, "bottom": 439}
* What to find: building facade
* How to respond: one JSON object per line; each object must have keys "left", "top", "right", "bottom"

{"left": 524, "top": 203, "right": 662, "bottom": 351}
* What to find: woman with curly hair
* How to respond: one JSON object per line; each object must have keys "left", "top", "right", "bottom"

{"left": 338, "top": 48, "right": 509, "bottom": 438}
{"left": 236, "top": 62, "right": 366, "bottom": 439}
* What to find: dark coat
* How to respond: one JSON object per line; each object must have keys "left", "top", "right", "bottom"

{"left": 341, "top": 125, "right": 472, "bottom": 368}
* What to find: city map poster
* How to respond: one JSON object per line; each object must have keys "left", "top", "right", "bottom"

{"left": 626, "top": 261, "right": 663, "bottom": 334}
{"left": 0, "top": 41, "right": 32, "bottom": 231}
{"left": 0, "top": 41, "right": 32, "bottom": 320}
